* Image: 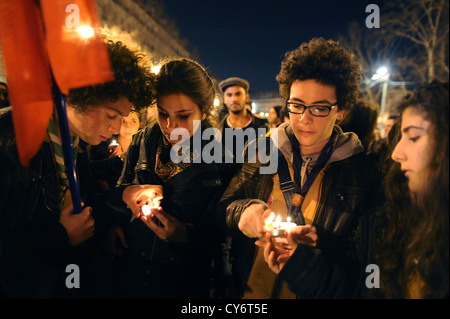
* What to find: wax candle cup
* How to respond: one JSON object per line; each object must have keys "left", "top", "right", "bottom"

{"left": 270, "top": 215, "right": 297, "bottom": 237}
{"left": 271, "top": 228, "right": 287, "bottom": 237}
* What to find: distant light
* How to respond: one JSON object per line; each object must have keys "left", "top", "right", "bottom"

{"left": 376, "top": 67, "right": 388, "bottom": 77}
{"left": 259, "top": 112, "right": 264, "bottom": 117}
{"left": 151, "top": 65, "right": 161, "bottom": 74}
{"left": 214, "top": 98, "right": 220, "bottom": 107}
{"left": 76, "top": 25, "right": 94, "bottom": 39}
{"left": 371, "top": 66, "right": 390, "bottom": 81}
{"left": 264, "top": 112, "right": 269, "bottom": 118}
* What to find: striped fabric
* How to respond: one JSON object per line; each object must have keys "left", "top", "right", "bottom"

{"left": 47, "top": 114, "right": 79, "bottom": 200}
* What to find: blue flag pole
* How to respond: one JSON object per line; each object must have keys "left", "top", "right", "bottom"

{"left": 53, "top": 79, "right": 83, "bottom": 214}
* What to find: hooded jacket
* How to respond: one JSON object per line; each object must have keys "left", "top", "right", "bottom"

{"left": 220, "top": 123, "right": 381, "bottom": 298}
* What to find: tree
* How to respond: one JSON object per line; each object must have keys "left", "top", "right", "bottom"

{"left": 383, "top": 0, "right": 449, "bottom": 82}
{"left": 338, "top": 21, "right": 401, "bottom": 108}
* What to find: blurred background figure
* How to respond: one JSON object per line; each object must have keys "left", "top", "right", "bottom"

{"left": 0, "top": 81, "right": 9, "bottom": 109}
{"left": 384, "top": 114, "right": 399, "bottom": 138}
{"left": 337, "top": 99, "right": 379, "bottom": 153}
{"left": 108, "top": 109, "right": 141, "bottom": 159}
{"left": 280, "top": 104, "right": 290, "bottom": 124}
{"left": 369, "top": 113, "right": 400, "bottom": 171}
{"left": 268, "top": 105, "right": 283, "bottom": 128}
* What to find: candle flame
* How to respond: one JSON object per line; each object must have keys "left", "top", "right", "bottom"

{"left": 141, "top": 203, "right": 160, "bottom": 216}
{"left": 273, "top": 215, "right": 281, "bottom": 229}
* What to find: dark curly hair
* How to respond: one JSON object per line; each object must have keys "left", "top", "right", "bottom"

{"left": 68, "top": 39, "right": 155, "bottom": 112}
{"left": 276, "top": 38, "right": 361, "bottom": 112}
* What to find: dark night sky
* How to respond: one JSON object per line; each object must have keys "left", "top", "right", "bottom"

{"left": 161, "top": 0, "right": 387, "bottom": 93}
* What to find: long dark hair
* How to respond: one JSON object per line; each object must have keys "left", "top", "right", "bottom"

{"left": 376, "top": 81, "right": 449, "bottom": 298}
{"left": 154, "top": 58, "right": 217, "bottom": 127}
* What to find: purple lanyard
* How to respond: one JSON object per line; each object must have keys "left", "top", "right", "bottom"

{"left": 289, "top": 132, "right": 338, "bottom": 197}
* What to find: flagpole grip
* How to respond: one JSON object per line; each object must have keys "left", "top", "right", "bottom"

{"left": 53, "top": 82, "right": 83, "bottom": 214}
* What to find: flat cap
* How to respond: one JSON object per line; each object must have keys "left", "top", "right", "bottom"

{"left": 218, "top": 77, "right": 250, "bottom": 93}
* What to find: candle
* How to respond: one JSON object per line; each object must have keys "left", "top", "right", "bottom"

{"left": 110, "top": 139, "right": 119, "bottom": 146}
{"left": 130, "top": 204, "right": 160, "bottom": 222}
{"left": 270, "top": 215, "right": 297, "bottom": 237}
{"left": 141, "top": 204, "right": 152, "bottom": 216}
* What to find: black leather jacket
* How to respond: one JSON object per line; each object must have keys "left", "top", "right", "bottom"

{"left": 106, "top": 124, "right": 238, "bottom": 298}
{"left": 220, "top": 125, "right": 382, "bottom": 298}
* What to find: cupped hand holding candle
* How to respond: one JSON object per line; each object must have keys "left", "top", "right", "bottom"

{"left": 255, "top": 223, "right": 318, "bottom": 275}
{"left": 108, "top": 139, "right": 121, "bottom": 156}
{"left": 239, "top": 203, "right": 274, "bottom": 238}
{"left": 265, "top": 215, "right": 298, "bottom": 237}
{"left": 287, "top": 224, "right": 318, "bottom": 248}
{"left": 123, "top": 184, "right": 163, "bottom": 220}
{"left": 140, "top": 207, "right": 188, "bottom": 244}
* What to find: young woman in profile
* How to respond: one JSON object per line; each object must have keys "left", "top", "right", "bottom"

{"left": 376, "top": 81, "right": 449, "bottom": 298}
{"left": 106, "top": 58, "right": 236, "bottom": 298}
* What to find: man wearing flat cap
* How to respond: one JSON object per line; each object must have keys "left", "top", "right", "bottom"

{"left": 212, "top": 77, "right": 268, "bottom": 298}
{"left": 218, "top": 76, "right": 268, "bottom": 139}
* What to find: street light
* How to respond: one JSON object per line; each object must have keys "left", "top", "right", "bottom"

{"left": 371, "top": 66, "right": 390, "bottom": 118}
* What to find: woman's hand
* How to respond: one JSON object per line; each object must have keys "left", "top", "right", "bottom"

{"left": 108, "top": 144, "right": 121, "bottom": 157}
{"left": 122, "top": 184, "right": 163, "bottom": 218}
{"left": 141, "top": 208, "right": 188, "bottom": 244}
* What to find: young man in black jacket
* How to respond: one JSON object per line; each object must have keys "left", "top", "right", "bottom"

{"left": 0, "top": 39, "right": 154, "bottom": 298}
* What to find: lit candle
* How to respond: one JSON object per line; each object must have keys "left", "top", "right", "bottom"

{"left": 130, "top": 204, "right": 160, "bottom": 222}
{"left": 141, "top": 204, "right": 152, "bottom": 216}
{"left": 110, "top": 139, "right": 119, "bottom": 146}
{"left": 270, "top": 215, "right": 297, "bottom": 237}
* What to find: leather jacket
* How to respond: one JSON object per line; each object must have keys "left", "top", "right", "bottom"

{"left": 106, "top": 124, "right": 238, "bottom": 298}
{"left": 220, "top": 124, "right": 382, "bottom": 298}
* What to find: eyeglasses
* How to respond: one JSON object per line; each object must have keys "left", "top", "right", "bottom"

{"left": 286, "top": 101, "right": 338, "bottom": 117}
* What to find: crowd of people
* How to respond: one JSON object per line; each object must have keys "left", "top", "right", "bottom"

{"left": 0, "top": 34, "right": 448, "bottom": 299}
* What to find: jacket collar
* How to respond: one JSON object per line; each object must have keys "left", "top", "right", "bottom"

{"left": 271, "top": 123, "right": 363, "bottom": 163}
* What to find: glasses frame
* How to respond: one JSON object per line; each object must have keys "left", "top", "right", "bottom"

{"left": 286, "top": 101, "right": 338, "bottom": 117}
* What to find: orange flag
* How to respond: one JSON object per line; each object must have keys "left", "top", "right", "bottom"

{"left": 40, "top": 0, "right": 113, "bottom": 94}
{"left": 0, "top": 0, "right": 114, "bottom": 166}
{"left": 0, "top": 0, "right": 54, "bottom": 167}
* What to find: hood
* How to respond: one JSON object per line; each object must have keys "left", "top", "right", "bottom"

{"left": 270, "top": 123, "right": 363, "bottom": 163}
